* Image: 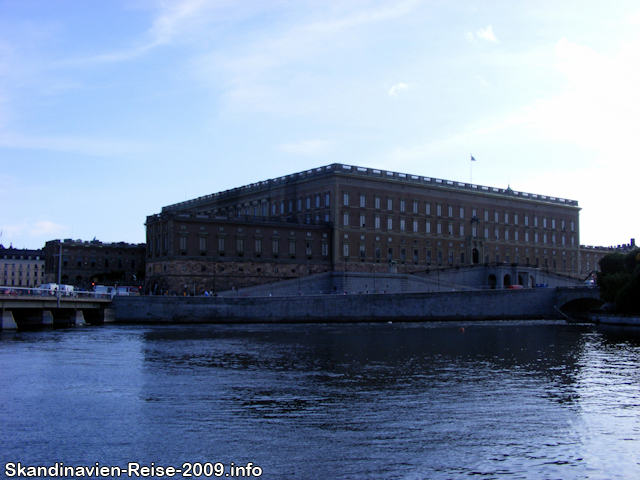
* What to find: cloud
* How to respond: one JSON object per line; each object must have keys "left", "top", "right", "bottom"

{"left": 511, "top": 36, "right": 640, "bottom": 156}
{"left": 1, "top": 220, "right": 65, "bottom": 242}
{"left": 277, "top": 139, "right": 333, "bottom": 155}
{"left": 467, "top": 25, "right": 499, "bottom": 43}
{"left": 0, "top": 131, "right": 153, "bottom": 156}
{"left": 389, "top": 82, "right": 411, "bottom": 96}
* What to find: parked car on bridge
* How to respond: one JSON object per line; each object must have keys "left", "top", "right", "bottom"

{"left": 37, "top": 283, "right": 58, "bottom": 295}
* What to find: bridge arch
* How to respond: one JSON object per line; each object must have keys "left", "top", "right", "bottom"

{"left": 504, "top": 274, "right": 512, "bottom": 288}
{"left": 558, "top": 297, "right": 604, "bottom": 320}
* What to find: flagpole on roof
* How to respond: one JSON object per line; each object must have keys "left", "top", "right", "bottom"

{"left": 470, "top": 154, "right": 475, "bottom": 184}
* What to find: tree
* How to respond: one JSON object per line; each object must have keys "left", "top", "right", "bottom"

{"left": 597, "top": 249, "right": 640, "bottom": 313}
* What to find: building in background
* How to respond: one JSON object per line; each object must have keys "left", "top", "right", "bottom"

{"left": 579, "top": 238, "right": 637, "bottom": 277}
{"left": 43, "top": 239, "right": 146, "bottom": 289}
{"left": 0, "top": 246, "right": 44, "bottom": 288}
{"left": 147, "top": 163, "right": 583, "bottom": 294}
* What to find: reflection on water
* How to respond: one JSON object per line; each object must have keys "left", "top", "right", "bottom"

{"left": 1, "top": 321, "right": 639, "bottom": 479}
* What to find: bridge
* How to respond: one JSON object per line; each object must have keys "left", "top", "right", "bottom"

{"left": 1, "top": 291, "right": 113, "bottom": 330}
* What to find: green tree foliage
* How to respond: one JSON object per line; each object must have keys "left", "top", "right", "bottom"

{"left": 597, "top": 249, "right": 640, "bottom": 313}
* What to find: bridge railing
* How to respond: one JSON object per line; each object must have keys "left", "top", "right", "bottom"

{"left": 0, "top": 287, "right": 120, "bottom": 300}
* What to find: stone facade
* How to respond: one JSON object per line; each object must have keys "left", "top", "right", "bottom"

{"left": 147, "top": 163, "right": 583, "bottom": 293}
{"left": 0, "top": 246, "right": 44, "bottom": 288}
{"left": 44, "top": 239, "right": 146, "bottom": 289}
{"left": 579, "top": 238, "right": 636, "bottom": 277}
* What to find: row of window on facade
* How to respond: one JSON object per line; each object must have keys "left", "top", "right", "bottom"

{"left": 2, "top": 263, "right": 41, "bottom": 270}
{"left": 341, "top": 194, "right": 576, "bottom": 229}
{"left": 339, "top": 244, "right": 575, "bottom": 269}
{"left": 59, "top": 257, "right": 136, "bottom": 269}
{"left": 173, "top": 236, "right": 330, "bottom": 257}
{"left": 341, "top": 214, "right": 576, "bottom": 245}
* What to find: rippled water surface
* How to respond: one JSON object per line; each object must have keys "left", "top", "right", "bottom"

{"left": 1, "top": 320, "right": 640, "bottom": 479}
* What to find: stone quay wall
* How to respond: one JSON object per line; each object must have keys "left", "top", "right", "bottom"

{"left": 113, "top": 288, "right": 565, "bottom": 323}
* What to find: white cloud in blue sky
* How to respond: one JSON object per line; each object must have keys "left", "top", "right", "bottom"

{"left": 1, "top": 0, "right": 639, "bottom": 249}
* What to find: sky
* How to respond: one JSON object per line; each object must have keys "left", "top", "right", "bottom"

{"left": 1, "top": 0, "right": 638, "bottom": 250}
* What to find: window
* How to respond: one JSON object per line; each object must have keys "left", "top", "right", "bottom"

{"left": 448, "top": 224, "right": 453, "bottom": 235}
{"left": 322, "top": 243, "right": 329, "bottom": 256}
{"left": 375, "top": 197, "right": 381, "bottom": 209}
{"left": 459, "top": 207, "right": 464, "bottom": 219}
{"left": 484, "top": 227, "right": 489, "bottom": 239}
{"left": 515, "top": 231, "right": 519, "bottom": 242}
{"left": 400, "top": 219, "right": 406, "bottom": 231}
{"left": 426, "top": 250, "right": 432, "bottom": 263}
{"left": 360, "top": 215, "right": 366, "bottom": 228}
{"left": 426, "top": 222, "right": 431, "bottom": 234}
{"left": 306, "top": 198, "right": 311, "bottom": 209}
{"left": 400, "top": 200, "right": 406, "bottom": 212}
{"left": 218, "top": 238, "right": 225, "bottom": 253}
{"left": 426, "top": 203, "right": 431, "bottom": 215}
{"left": 484, "top": 210, "right": 489, "bottom": 222}
{"left": 571, "top": 221, "right": 575, "bottom": 232}
{"left": 343, "top": 193, "right": 350, "bottom": 206}
{"left": 315, "top": 196, "right": 320, "bottom": 208}
{"left": 534, "top": 216, "right": 538, "bottom": 227}
{"left": 360, "top": 245, "right": 366, "bottom": 259}
{"left": 525, "top": 215, "right": 529, "bottom": 226}
{"left": 413, "top": 201, "right": 418, "bottom": 214}
{"left": 199, "top": 237, "right": 206, "bottom": 251}
{"left": 525, "top": 232, "right": 529, "bottom": 242}
{"left": 448, "top": 206, "right": 453, "bottom": 218}
{"left": 236, "top": 238, "right": 244, "bottom": 252}
{"left": 459, "top": 225, "right": 465, "bottom": 237}
{"left": 437, "top": 223, "right": 442, "bottom": 234}
{"left": 437, "top": 204, "right": 442, "bottom": 216}
{"left": 543, "top": 218, "right": 547, "bottom": 228}
{"left": 505, "top": 213, "right": 509, "bottom": 224}
{"left": 552, "top": 219, "right": 556, "bottom": 229}
{"left": 325, "top": 193, "right": 330, "bottom": 206}
{"left": 387, "top": 218, "right": 393, "bottom": 230}
{"left": 289, "top": 241, "right": 296, "bottom": 255}
{"left": 272, "top": 240, "right": 279, "bottom": 254}
{"left": 180, "top": 236, "right": 187, "bottom": 251}
{"left": 255, "top": 239, "right": 262, "bottom": 253}
{"left": 387, "top": 198, "right": 393, "bottom": 211}
{"left": 413, "top": 220, "right": 418, "bottom": 233}
{"left": 495, "top": 211, "right": 499, "bottom": 223}
{"left": 495, "top": 228, "right": 499, "bottom": 240}
{"left": 297, "top": 199, "right": 302, "bottom": 211}
{"left": 343, "top": 213, "right": 349, "bottom": 226}
{"left": 505, "top": 230, "right": 509, "bottom": 241}
{"left": 360, "top": 195, "right": 366, "bottom": 208}
{"left": 375, "top": 216, "right": 381, "bottom": 229}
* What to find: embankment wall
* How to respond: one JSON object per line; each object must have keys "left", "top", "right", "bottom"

{"left": 113, "top": 288, "right": 564, "bottom": 323}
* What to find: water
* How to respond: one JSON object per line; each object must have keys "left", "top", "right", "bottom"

{"left": 1, "top": 321, "right": 639, "bottom": 479}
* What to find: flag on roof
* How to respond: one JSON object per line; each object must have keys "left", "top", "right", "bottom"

{"left": 471, "top": 155, "right": 476, "bottom": 161}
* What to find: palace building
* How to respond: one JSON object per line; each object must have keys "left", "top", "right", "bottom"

{"left": 146, "top": 163, "right": 582, "bottom": 294}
